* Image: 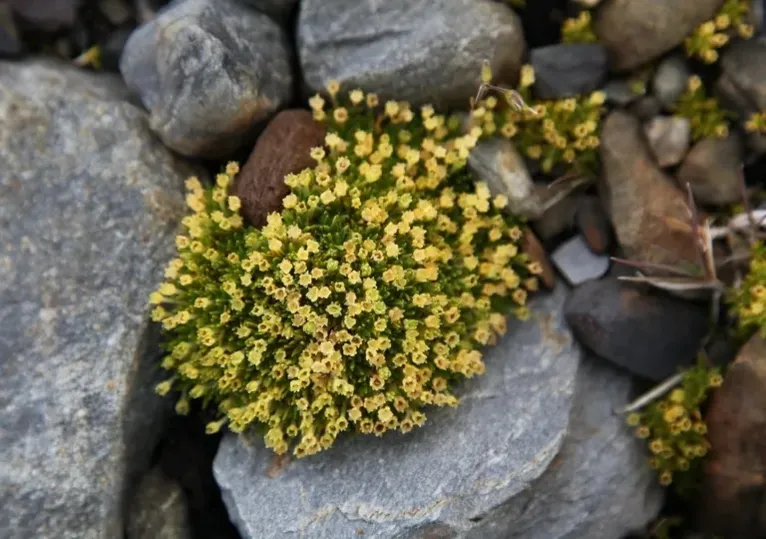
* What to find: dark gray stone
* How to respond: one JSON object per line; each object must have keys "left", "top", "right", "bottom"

{"left": 678, "top": 133, "right": 744, "bottom": 206}
{"left": 8, "top": 0, "right": 83, "bottom": 30}
{"left": 0, "top": 59, "right": 194, "bottom": 538}
{"left": 644, "top": 115, "right": 691, "bottom": 168}
{"left": 0, "top": 3, "right": 21, "bottom": 56}
{"left": 235, "top": 0, "right": 297, "bottom": 22}
{"left": 120, "top": 0, "right": 294, "bottom": 158}
{"left": 530, "top": 44, "right": 608, "bottom": 100}
{"left": 128, "top": 467, "right": 192, "bottom": 539}
{"left": 564, "top": 277, "right": 710, "bottom": 381}
{"left": 298, "top": 0, "right": 525, "bottom": 109}
{"left": 652, "top": 55, "right": 691, "bottom": 110}
{"left": 551, "top": 235, "right": 610, "bottom": 286}
{"left": 214, "top": 285, "right": 584, "bottom": 539}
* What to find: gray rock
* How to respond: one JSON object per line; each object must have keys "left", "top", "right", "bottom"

{"left": 551, "top": 235, "right": 610, "bottom": 286}
{"left": 530, "top": 44, "right": 608, "bottom": 100}
{"left": 594, "top": 0, "right": 724, "bottom": 71}
{"left": 0, "top": 59, "right": 193, "bottom": 538}
{"left": 235, "top": 0, "right": 297, "bottom": 22}
{"left": 298, "top": 0, "right": 525, "bottom": 109}
{"left": 628, "top": 95, "right": 663, "bottom": 121}
{"left": 214, "top": 285, "right": 584, "bottom": 539}
{"left": 128, "top": 467, "right": 192, "bottom": 539}
{"left": 603, "top": 78, "right": 646, "bottom": 107}
{"left": 120, "top": 0, "right": 294, "bottom": 158}
{"left": 532, "top": 193, "right": 578, "bottom": 242}
{"left": 7, "top": 0, "right": 83, "bottom": 30}
{"left": 468, "top": 137, "right": 543, "bottom": 219}
{"left": 678, "top": 133, "right": 744, "bottom": 206}
{"left": 466, "top": 356, "right": 664, "bottom": 539}
{"left": 653, "top": 55, "right": 691, "bottom": 109}
{"left": 564, "top": 278, "right": 710, "bottom": 381}
{"left": 644, "top": 115, "right": 691, "bottom": 168}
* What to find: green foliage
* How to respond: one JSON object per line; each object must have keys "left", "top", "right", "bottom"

{"left": 672, "top": 75, "right": 732, "bottom": 142}
{"left": 745, "top": 111, "right": 766, "bottom": 134}
{"left": 626, "top": 360, "right": 722, "bottom": 490}
{"left": 561, "top": 11, "right": 598, "bottom": 44}
{"left": 149, "top": 84, "right": 541, "bottom": 458}
{"left": 684, "top": 0, "right": 753, "bottom": 63}
{"left": 728, "top": 241, "right": 766, "bottom": 335}
{"left": 473, "top": 64, "right": 606, "bottom": 176}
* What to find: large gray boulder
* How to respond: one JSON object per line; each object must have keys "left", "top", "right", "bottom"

{"left": 120, "top": 0, "right": 294, "bottom": 158}
{"left": 0, "top": 59, "right": 195, "bottom": 538}
{"left": 298, "top": 0, "right": 525, "bottom": 109}
{"left": 213, "top": 284, "right": 662, "bottom": 538}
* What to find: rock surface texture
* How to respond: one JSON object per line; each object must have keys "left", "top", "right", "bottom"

{"left": 594, "top": 0, "right": 724, "bottom": 71}
{"left": 298, "top": 0, "right": 525, "bottom": 109}
{"left": 214, "top": 285, "right": 662, "bottom": 538}
{"left": 120, "top": 0, "right": 293, "bottom": 158}
{"left": 0, "top": 60, "right": 193, "bottom": 538}
{"left": 127, "top": 467, "right": 192, "bottom": 539}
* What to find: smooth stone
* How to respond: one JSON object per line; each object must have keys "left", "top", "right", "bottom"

{"left": 628, "top": 95, "right": 662, "bottom": 121}
{"left": 593, "top": 0, "right": 724, "bottom": 71}
{"left": 232, "top": 109, "right": 326, "bottom": 228}
{"left": 529, "top": 43, "right": 608, "bottom": 99}
{"left": 532, "top": 192, "right": 579, "bottom": 242}
{"left": 551, "top": 234, "right": 610, "bottom": 286}
{"left": 700, "top": 333, "right": 766, "bottom": 539}
{"left": 564, "top": 277, "right": 710, "bottom": 381}
{"left": 127, "top": 467, "right": 192, "bottom": 539}
{"left": 644, "top": 115, "right": 691, "bottom": 168}
{"left": 298, "top": 0, "right": 525, "bottom": 109}
{"left": 600, "top": 110, "right": 700, "bottom": 268}
{"left": 0, "top": 59, "right": 194, "bottom": 537}
{"left": 522, "top": 228, "right": 557, "bottom": 289}
{"left": 468, "top": 137, "right": 543, "bottom": 219}
{"left": 214, "top": 285, "right": 583, "bottom": 539}
{"left": 7, "top": 0, "right": 83, "bottom": 30}
{"left": 678, "top": 133, "right": 744, "bottom": 206}
{"left": 575, "top": 195, "right": 612, "bottom": 254}
{"left": 120, "top": 0, "right": 294, "bottom": 158}
{"left": 652, "top": 55, "right": 691, "bottom": 110}
{"left": 0, "top": 3, "right": 22, "bottom": 56}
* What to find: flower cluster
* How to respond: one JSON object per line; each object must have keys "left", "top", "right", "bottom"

{"left": 150, "top": 84, "right": 540, "bottom": 457}
{"left": 561, "top": 11, "right": 598, "bottom": 44}
{"left": 745, "top": 111, "right": 766, "bottom": 134}
{"left": 627, "top": 362, "right": 722, "bottom": 488}
{"left": 729, "top": 241, "right": 766, "bottom": 335}
{"left": 672, "top": 76, "right": 732, "bottom": 141}
{"left": 473, "top": 64, "right": 605, "bottom": 176}
{"left": 684, "top": 0, "right": 754, "bottom": 63}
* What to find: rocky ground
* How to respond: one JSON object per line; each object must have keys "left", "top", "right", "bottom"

{"left": 1, "top": 0, "right": 766, "bottom": 538}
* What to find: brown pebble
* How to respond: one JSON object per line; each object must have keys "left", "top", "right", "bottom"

{"left": 521, "top": 228, "right": 556, "bottom": 289}
{"left": 232, "top": 109, "right": 326, "bottom": 227}
{"left": 575, "top": 195, "right": 612, "bottom": 254}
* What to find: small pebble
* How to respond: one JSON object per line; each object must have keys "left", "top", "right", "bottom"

{"left": 551, "top": 234, "right": 610, "bottom": 286}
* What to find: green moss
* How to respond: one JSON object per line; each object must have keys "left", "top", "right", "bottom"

{"left": 672, "top": 75, "right": 732, "bottom": 142}
{"left": 626, "top": 360, "right": 722, "bottom": 490}
{"left": 148, "top": 84, "right": 541, "bottom": 457}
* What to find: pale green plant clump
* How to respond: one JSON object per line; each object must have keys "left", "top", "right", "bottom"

{"left": 148, "top": 83, "right": 542, "bottom": 458}
{"left": 672, "top": 75, "right": 732, "bottom": 141}
{"left": 685, "top": 0, "right": 754, "bottom": 64}
{"left": 626, "top": 361, "right": 722, "bottom": 488}
{"left": 472, "top": 64, "right": 606, "bottom": 176}
{"left": 729, "top": 241, "right": 766, "bottom": 334}
{"left": 561, "top": 10, "right": 598, "bottom": 44}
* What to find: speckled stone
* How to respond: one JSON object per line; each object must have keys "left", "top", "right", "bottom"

{"left": 298, "top": 0, "right": 525, "bottom": 109}
{"left": 0, "top": 59, "right": 196, "bottom": 539}
{"left": 120, "top": 0, "right": 294, "bottom": 158}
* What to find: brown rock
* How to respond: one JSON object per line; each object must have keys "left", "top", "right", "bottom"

{"left": 232, "top": 109, "right": 326, "bottom": 227}
{"left": 521, "top": 228, "right": 556, "bottom": 289}
{"left": 699, "top": 334, "right": 766, "bottom": 538}
{"left": 678, "top": 133, "right": 744, "bottom": 207}
{"left": 575, "top": 195, "right": 612, "bottom": 254}
{"left": 594, "top": 0, "right": 724, "bottom": 71}
{"left": 599, "top": 110, "right": 699, "bottom": 267}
